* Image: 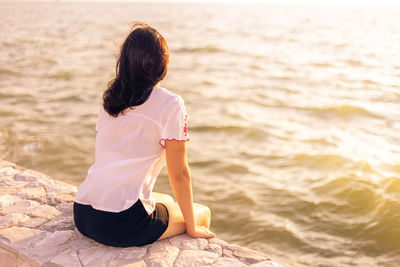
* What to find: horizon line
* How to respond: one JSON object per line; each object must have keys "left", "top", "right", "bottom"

{"left": 2, "top": 0, "right": 400, "bottom": 4}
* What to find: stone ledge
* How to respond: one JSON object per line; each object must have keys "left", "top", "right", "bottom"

{"left": 0, "top": 160, "right": 286, "bottom": 267}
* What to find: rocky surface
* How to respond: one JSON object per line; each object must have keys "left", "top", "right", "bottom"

{"left": 0, "top": 160, "right": 286, "bottom": 267}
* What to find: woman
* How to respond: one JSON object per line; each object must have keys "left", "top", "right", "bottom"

{"left": 73, "top": 22, "right": 215, "bottom": 247}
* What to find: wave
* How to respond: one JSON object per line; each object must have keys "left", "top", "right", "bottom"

{"left": 201, "top": 79, "right": 216, "bottom": 86}
{"left": 246, "top": 179, "right": 400, "bottom": 264}
{"left": 299, "top": 104, "right": 377, "bottom": 118}
{"left": 190, "top": 124, "right": 266, "bottom": 138}
{"left": 216, "top": 162, "right": 250, "bottom": 174}
{"left": 243, "top": 187, "right": 358, "bottom": 261}
{"left": 190, "top": 159, "right": 220, "bottom": 168}
{"left": 48, "top": 71, "right": 74, "bottom": 80}
{"left": 383, "top": 177, "right": 400, "bottom": 194}
{"left": 362, "top": 79, "right": 380, "bottom": 85}
{"left": 313, "top": 176, "right": 378, "bottom": 211}
{"left": 173, "top": 45, "right": 224, "bottom": 54}
{"left": 50, "top": 94, "right": 84, "bottom": 103}
{"left": 268, "top": 74, "right": 293, "bottom": 81}
{"left": 0, "top": 68, "right": 22, "bottom": 76}
{"left": 289, "top": 153, "right": 352, "bottom": 169}
{"left": 310, "top": 61, "right": 333, "bottom": 68}
{"left": 290, "top": 155, "right": 376, "bottom": 174}
{"left": 317, "top": 105, "right": 371, "bottom": 116}
{"left": 345, "top": 59, "right": 362, "bottom": 66}
{"left": 224, "top": 189, "right": 256, "bottom": 205}
{"left": 311, "top": 175, "right": 400, "bottom": 255}
{"left": 35, "top": 57, "right": 57, "bottom": 66}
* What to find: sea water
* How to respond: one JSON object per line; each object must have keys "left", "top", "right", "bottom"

{"left": 1, "top": 2, "right": 399, "bottom": 266}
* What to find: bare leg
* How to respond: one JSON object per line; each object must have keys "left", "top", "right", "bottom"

{"left": 157, "top": 202, "right": 212, "bottom": 240}
{"left": 193, "top": 203, "right": 211, "bottom": 228}
{"left": 152, "top": 192, "right": 174, "bottom": 205}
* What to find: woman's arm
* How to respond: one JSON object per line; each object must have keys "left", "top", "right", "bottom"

{"left": 165, "top": 140, "right": 214, "bottom": 238}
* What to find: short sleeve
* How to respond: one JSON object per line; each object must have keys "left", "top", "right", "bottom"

{"left": 159, "top": 98, "right": 190, "bottom": 148}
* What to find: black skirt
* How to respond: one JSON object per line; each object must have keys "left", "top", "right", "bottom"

{"left": 73, "top": 200, "right": 169, "bottom": 247}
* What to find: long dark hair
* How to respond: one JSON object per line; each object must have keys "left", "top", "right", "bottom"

{"left": 103, "top": 22, "right": 169, "bottom": 117}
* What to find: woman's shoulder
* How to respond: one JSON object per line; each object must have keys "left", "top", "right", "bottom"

{"left": 153, "top": 87, "right": 184, "bottom": 105}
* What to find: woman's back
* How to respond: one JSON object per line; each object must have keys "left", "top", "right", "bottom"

{"left": 75, "top": 87, "right": 188, "bottom": 214}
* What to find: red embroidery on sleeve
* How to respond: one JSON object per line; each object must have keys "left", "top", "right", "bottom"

{"left": 183, "top": 115, "right": 188, "bottom": 136}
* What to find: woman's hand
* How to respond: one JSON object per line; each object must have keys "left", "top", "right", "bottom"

{"left": 186, "top": 225, "right": 216, "bottom": 238}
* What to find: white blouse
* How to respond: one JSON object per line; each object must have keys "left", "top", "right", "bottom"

{"left": 74, "top": 87, "right": 189, "bottom": 215}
